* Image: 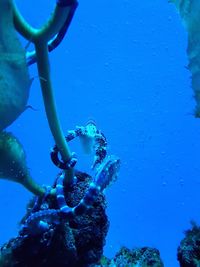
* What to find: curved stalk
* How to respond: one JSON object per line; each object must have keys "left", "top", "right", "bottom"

{"left": 12, "top": 1, "right": 37, "bottom": 40}
{"left": 35, "top": 41, "right": 74, "bottom": 184}
{"left": 13, "top": 1, "right": 71, "bottom": 42}
{"left": 22, "top": 175, "right": 45, "bottom": 196}
{"left": 13, "top": 1, "right": 75, "bottom": 185}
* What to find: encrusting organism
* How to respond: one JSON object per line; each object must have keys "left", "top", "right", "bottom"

{"left": 51, "top": 120, "right": 107, "bottom": 171}
{"left": 0, "top": 1, "right": 121, "bottom": 266}
{"left": 0, "top": 124, "right": 120, "bottom": 266}
{"left": 21, "top": 123, "right": 120, "bottom": 236}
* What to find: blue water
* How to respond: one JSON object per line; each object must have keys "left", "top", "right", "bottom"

{"left": 1, "top": 1, "right": 199, "bottom": 266}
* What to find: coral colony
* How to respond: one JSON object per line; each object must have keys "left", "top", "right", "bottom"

{"left": 0, "top": 0, "right": 200, "bottom": 266}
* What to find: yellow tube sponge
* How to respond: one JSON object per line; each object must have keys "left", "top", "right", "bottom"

{"left": 0, "top": 131, "right": 44, "bottom": 196}
{"left": 0, "top": 0, "right": 31, "bottom": 130}
{"left": 171, "top": 0, "right": 200, "bottom": 117}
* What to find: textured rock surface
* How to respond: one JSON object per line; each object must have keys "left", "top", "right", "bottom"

{"left": 95, "top": 246, "right": 164, "bottom": 267}
{"left": 0, "top": 171, "right": 109, "bottom": 267}
{"left": 178, "top": 222, "right": 200, "bottom": 267}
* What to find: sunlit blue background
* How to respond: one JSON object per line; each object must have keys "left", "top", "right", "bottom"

{"left": 1, "top": 1, "right": 199, "bottom": 266}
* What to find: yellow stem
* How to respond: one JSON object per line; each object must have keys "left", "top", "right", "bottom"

{"left": 22, "top": 175, "right": 45, "bottom": 196}
{"left": 13, "top": 1, "right": 71, "bottom": 42}
{"left": 13, "top": 1, "right": 75, "bottom": 186}
{"left": 35, "top": 41, "right": 74, "bottom": 184}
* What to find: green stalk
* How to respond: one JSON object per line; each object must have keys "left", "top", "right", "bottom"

{"left": 22, "top": 174, "right": 45, "bottom": 196}
{"left": 12, "top": 1, "right": 37, "bottom": 40}
{"left": 13, "top": 1, "right": 71, "bottom": 42}
{"left": 35, "top": 41, "right": 74, "bottom": 184}
{"left": 13, "top": 1, "right": 75, "bottom": 185}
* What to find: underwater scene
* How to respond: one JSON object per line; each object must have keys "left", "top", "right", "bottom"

{"left": 0, "top": 0, "right": 200, "bottom": 266}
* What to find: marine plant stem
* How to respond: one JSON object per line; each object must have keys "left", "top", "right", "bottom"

{"left": 22, "top": 175, "right": 45, "bottom": 196}
{"left": 13, "top": 2, "right": 71, "bottom": 42}
{"left": 13, "top": 1, "right": 74, "bottom": 185}
{"left": 35, "top": 41, "right": 74, "bottom": 184}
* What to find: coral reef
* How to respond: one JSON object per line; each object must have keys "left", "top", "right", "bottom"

{"left": 0, "top": 0, "right": 123, "bottom": 266}
{"left": 0, "top": 123, "right": 120, "bottom": 266}
{"left": 95, "top": 246, "right": 164, "bottom": 267}
{"left": 177, "top": 221, "right": 200, "bottom": 267}
{"left": 1, "top": 1, "right": 191, "bottom": 266}
{"left": 0, "top": 171, "right": 109, "bottom": 267}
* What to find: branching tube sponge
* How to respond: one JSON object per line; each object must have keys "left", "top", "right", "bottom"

{"left": 0, "top": 132, "right": 45, "bottom": 196}
{"left": 0, "top": 0, "right": 78, "bottom": 195}
{"left": 0, "top": 0, "right": 32, "bottom": 131}
{"left": 170, "top": 0, "right": 200, "bottom": 117}
{"left": 12, "top": 0, "right": 78, "bottom": 185}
